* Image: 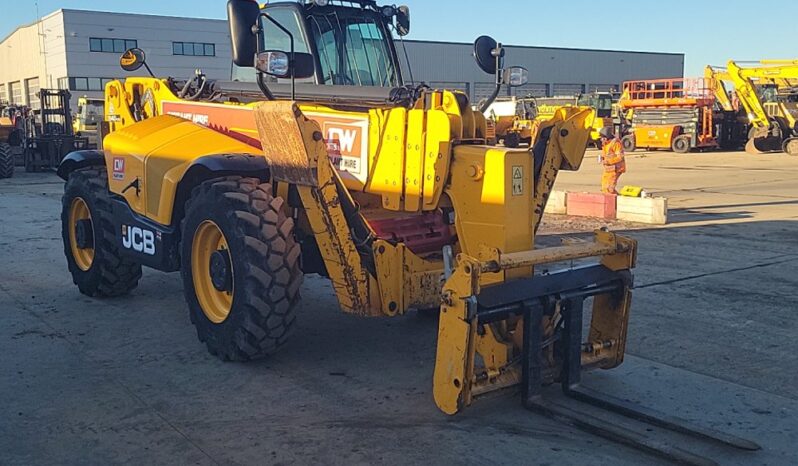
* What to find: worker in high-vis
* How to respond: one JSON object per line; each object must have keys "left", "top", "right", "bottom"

{"left": 599, "top": 127, "right": 626, "bottom": 195}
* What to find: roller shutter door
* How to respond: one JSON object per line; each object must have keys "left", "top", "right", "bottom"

{"left": 512, "top": 83, "right": 549, "bottom": 98}
{"left": 427, "top": 81, "right": 470, "bottom": 95}
{"left": 587, "top": 83, "right": 619, "bottom": 93}
{"left": 552, "top": 83, "right": 584, "bottom": 96}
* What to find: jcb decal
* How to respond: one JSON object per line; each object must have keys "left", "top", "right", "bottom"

{"left": 122, "top": 225, "right": 156, "bottom": 256}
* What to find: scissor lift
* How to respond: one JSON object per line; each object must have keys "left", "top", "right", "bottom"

{"left": 620, "top": 78, "right": 725, "bottom": 153}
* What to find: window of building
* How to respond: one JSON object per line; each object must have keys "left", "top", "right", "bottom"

{"left": 89, "top": 37, "right": 137, "bottom": 53}
{"left": 26, "top": 78, "right": 40, "bottom": 110}
{"left": 172, "top": 41, "right": 215, "bottom": 57}
{"left": 0, "top": 84, "right": 6, "bottom": 104}
{"left": 9, "top": 81, "right": 22, "bottom": 104}
{"left": 68, "top": 77, "right": 114, "bottom": 92}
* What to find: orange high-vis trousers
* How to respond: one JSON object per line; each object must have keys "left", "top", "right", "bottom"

{"left": 602, "top": 170, "right": 621, "bottom": 195}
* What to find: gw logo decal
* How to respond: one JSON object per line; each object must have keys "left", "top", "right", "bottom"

{"left": 122, "top": 225, "right": 156, "bottom": 256}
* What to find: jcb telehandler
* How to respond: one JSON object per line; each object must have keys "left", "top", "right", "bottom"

{"left": 57, "top": 1, "right": 759, "bottom": 463}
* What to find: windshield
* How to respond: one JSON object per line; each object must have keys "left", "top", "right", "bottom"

{"left": 80, "top": 101, "right": 104, "bottom": 125}
{"left": 306, "top": 11, "right": 399, "bottom": 87}
{"left": 577, "top": 95, "right": 612, "bottom": 110}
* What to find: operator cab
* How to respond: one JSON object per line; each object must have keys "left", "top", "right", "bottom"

{"left": 577, "top": 92, "right": 614, "bottom": 119}
{"left": 231, "top": 0, "right": 408, "bottom": 88}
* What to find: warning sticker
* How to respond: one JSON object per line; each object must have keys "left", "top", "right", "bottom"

{"left": 512, "top": 165, "right": 524, "bottom": 196}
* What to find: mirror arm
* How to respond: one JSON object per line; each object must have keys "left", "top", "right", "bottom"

{"left": 260, "top": 13, "right": 297, "bottom": 100}
{"left": 479, "top": 44, "right": 505, "bottom": 113}
{"left": 143, "top": 62, "right": 155, "bottom": 78}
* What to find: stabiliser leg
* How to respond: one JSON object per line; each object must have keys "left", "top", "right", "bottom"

{"left": 522, "top": 296, "right": 760, "bottom": 466}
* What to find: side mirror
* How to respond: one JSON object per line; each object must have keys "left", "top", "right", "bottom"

{"left": 228, "top": 0, "right": 260, "bottom": 67}
{"left": 255, "top": 51, "right": 315, "bottom": 79}
{"left": 503, "top": 67, "right": 529, "bottom": 87}
{"left": 473, "top": 35, "right": 503, "bottom": 75}
{"left": 396, "top": 6, "right": 411, "bottom": 36}
{"left": 120, "top": 48, "right": 146, "bottom": 72}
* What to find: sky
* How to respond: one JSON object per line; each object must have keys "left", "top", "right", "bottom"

{"left": 2, "top": 0, "right": 797, "bottom": 76}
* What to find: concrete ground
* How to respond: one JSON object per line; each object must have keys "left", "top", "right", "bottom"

{"left": 1, "top": 150, "right": 797, "bottom": 465}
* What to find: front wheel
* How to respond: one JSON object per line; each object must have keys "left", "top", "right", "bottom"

{"left": 61, "top": 167, "right": 142, "bottom": 297}
{"left": 621, "top": 135, "right": 636, "bottom": 152}
{"left": 671, "top": 135, "right": 692, "bottom": 154}
{"left": 181, "top": 177, "right": 303, "bottom": 361}
{"left": 0, "top": 143, "right": 13, "bottom": 179}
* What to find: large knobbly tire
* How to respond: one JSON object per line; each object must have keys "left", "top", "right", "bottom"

{"left": 0, "top": 143, "right": 13, "bottom": 178}
{"left": 181, "top": 176, "right": 303, "bottom": 361}
{"left": 62, "top": 167, "right": 142, "bottom": 297}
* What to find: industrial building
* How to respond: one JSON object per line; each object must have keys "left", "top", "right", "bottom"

{"left": 401, "top": 40, "right": 684, "bottom": 102}
{"left": 0, "top": 9, "right": 684, "bottom": 108}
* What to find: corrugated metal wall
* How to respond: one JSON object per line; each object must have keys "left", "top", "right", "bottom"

{"left": 399, "top": 40, "right": 684, "bottom": 102}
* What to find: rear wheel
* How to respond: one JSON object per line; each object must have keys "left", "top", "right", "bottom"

{"left": 671, "top": 135, "right": 692, "bottom": 154}
{"left": 0, "top": 143, "right": 13, "bottom": 178}
{"left": 181, "top": 177, "right": 303, "bottom": 361}
{"left": 621, "top": 135, "right": 636, "bottom": 152}
{"left": 61, "top": 167, "right": 142, "bottom": 296}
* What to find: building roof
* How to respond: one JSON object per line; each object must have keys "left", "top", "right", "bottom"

{"left": 402, "top": 39, "right": 683, "bottom": 57}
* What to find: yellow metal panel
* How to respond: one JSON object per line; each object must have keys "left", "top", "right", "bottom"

{"left": 446, "top": 146, "right": 534, "bottom": 257}
{"left": 403, "top": 109, "right": 426, "bottom": 212}
{"left": 372, "top": 240, "right": 444, "bottom": 316}
{"left": 103, "top": 115, "right": 258, "bottom": 225}
{"left": 366, "top": 107, "right": 407, "bottom": 210}
{"left": 439, "top": 91, "right": 464, "bottom": 140}
{"left": 422, "top": 110, "right": 452, "bottom": 209}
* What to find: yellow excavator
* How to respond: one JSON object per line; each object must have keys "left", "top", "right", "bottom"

{"left": 724, "top": 60, "right": 798, "bottom": 155}
{"left": 55, "top": 1, "right": 758, "bottom": 463}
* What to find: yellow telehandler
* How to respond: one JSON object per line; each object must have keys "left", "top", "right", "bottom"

{"left": 56, "top": 1, "right": 758, "bottom": 462}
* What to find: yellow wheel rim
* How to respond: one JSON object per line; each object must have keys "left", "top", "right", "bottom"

{"left": 191, "top": 220, "right": 234, "bottom": 324}
{"left": 68, "top": 197, "right": 95, "bottom": 271}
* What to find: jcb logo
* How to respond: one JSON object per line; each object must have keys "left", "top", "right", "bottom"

{"left": 122, "top": 225, "right": 156, "bottom": 256}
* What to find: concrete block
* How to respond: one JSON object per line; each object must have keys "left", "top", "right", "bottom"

{"left": 544, "top": 190, "right": 567, "bottom": 214}
{"left": 616, "top": 196, "right": 668, "bottom": 225}
{"left": 566, "top": 192, "right": 617, "bottom": 219}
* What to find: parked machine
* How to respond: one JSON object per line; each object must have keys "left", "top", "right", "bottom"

{"left": 619, "top": 78, "right": 746, "bottom": 153}
{"left": 537, "top": 93, "right": 611, "bottom": 147}
{"left": 73, "top": 96, "right": 105, "bottom": 149}
{"left": 24, "top": 89, "right": 89, "bottom": 172}
{"left": 56, "top": 1, "right": 758, "bottom": 463}
{"left": 483, "top": 96, "right": 540, "bottom": 147}
{"left": 485, "top": 92, "right": 610, "bottom": 148}
{"left": 0, "top": 105, "right": 27, "bottom": 178}
{"left": 724, "top": 60, "right": 798, "bottom": 155}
